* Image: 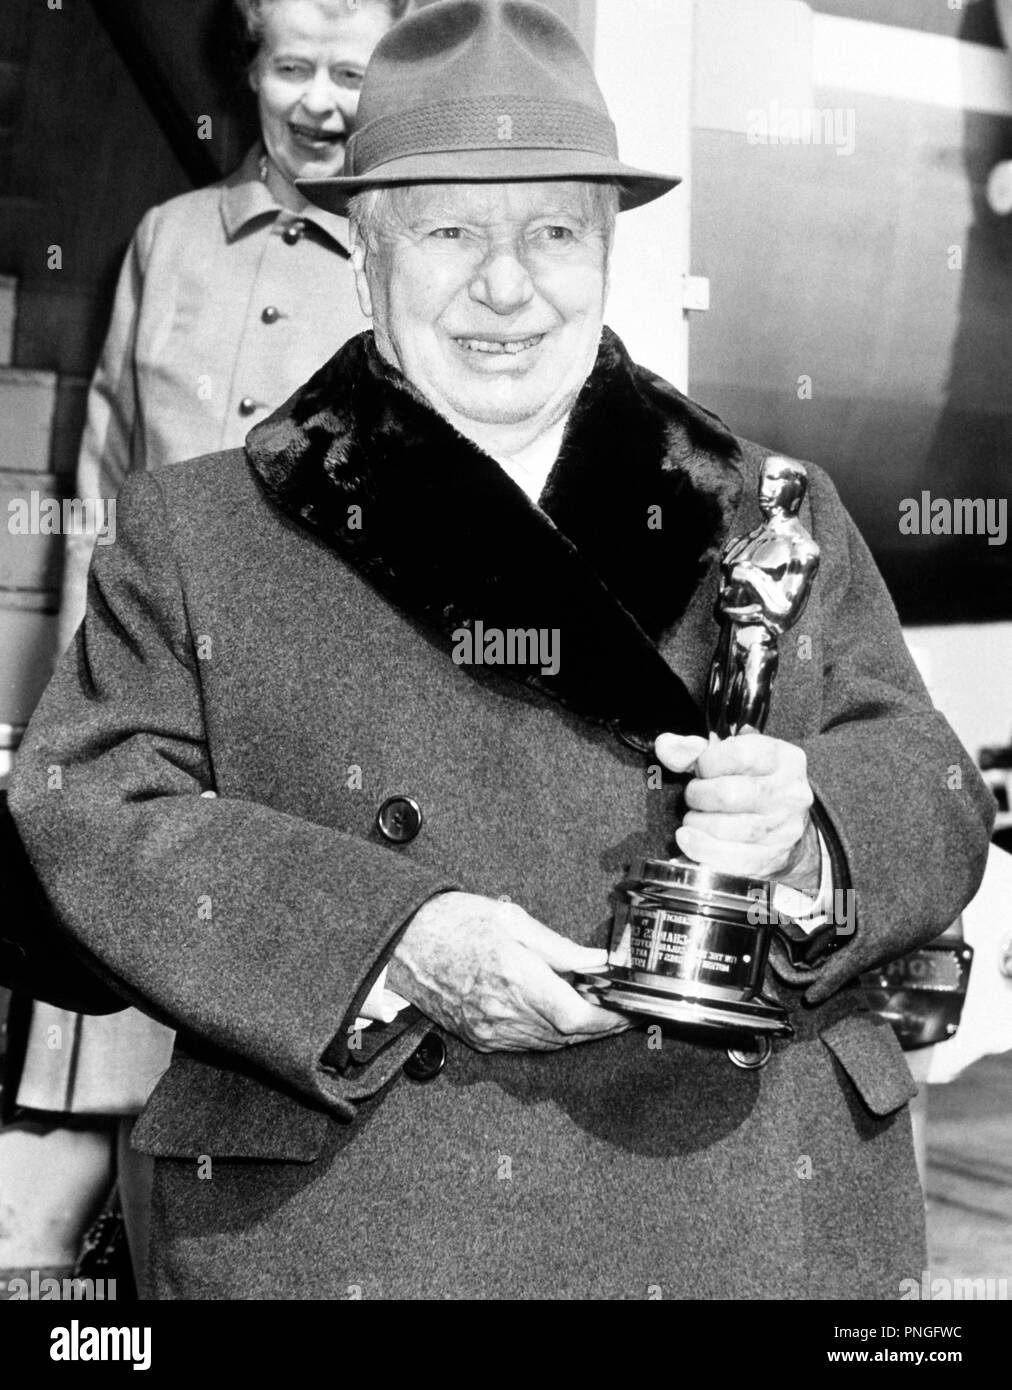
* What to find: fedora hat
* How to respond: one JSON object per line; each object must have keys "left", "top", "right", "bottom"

{"left": 298, "top": 0, "right": 679, "bottom": 214}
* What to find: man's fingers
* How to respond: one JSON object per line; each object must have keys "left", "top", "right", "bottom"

{"left": 654, "top": 732, "right": 708, "bottom": 773}
{"left": 684, "top": 773, "right": 767, "bottom": 815}
{"left": 483, "top": 1016, "right": 631, "bottom": 1052}
{"left": 471, "top": 951, "right": 629, "bottom": 1047}
{"left": 681, "top": 809, "right": 801, "bottom": 846}
{"left": 524, "top": 963, "right": 632, "bottom": 1038}
{"left": 394, "top": 892, "right": 628, "bottom": 1054}
{"left": 685, "top": 774, "right": 812, "bottom": 816}
{"left": 694, "top": 732, "right": 783, "bottom": 779}
{"left": 675, "top": 824, "right": 790, "bottom": 878}
{"left": 506, "top": 909, "right": 609, "bottom": 975}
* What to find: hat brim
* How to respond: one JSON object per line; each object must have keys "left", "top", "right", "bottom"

{"left": 298, "top": 147, "right": 680, "bottom": 215}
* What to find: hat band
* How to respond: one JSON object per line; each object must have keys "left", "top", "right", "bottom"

{"left": 347, "top": 96, "right": 619, "bottom": 177}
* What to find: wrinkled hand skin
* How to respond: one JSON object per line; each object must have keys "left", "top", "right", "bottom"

{"left": 656, "top": 730, "right": 820, "bottom": 891}
{"left": 387, "top": 892, "right": 632, "bottom": 1053}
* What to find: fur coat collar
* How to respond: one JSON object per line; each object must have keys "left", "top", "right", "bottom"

{"left": 246, "top": 328, "right": 745, "bottom": 751}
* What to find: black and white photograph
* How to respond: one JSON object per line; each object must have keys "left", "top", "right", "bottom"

{"left": 0, "top": 0, "right": 1010, "bottom": 1353}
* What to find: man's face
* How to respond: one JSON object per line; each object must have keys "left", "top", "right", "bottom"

{"left": 250, "top": 0, "right": 393, "bottom": 186}
{"left": 352, "top": 182, "right": 611, "bottom": 440}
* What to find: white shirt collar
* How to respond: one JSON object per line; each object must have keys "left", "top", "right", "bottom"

{"left": 492, "top": 415, "right": 568, "bottom": 504}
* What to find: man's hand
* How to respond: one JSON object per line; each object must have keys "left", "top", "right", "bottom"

{"left": 386, "top": 893, "right": 630, "bottom": 1053}
{"left": 656, "top": 730, "right": 819, "bottom": 887}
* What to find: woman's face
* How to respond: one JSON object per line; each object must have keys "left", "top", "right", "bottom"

{"left": 250, "top": 0, "right": 393, "bottom": 186}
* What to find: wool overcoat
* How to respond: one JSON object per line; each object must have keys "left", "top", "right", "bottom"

{"left": 10, "top": 330, "right": 994, "bottom": 1300}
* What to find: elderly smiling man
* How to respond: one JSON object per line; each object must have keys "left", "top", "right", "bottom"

{"left": 11, "top": 0, "right": 993, "bottom": 1300}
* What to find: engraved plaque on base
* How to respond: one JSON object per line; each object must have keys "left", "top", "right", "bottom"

{"left": 577, "top": 858, "right": 792, "bottom": 1046}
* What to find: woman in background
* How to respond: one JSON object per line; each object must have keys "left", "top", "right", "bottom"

{"left": 22, "top": 0, "right": 411, "bottom": 1284}
{"left": 59, "top": 0, "right": 410, "bottom": 643}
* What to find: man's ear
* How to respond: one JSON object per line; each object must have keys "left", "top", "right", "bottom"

{"left": 248, "top": 59, "right": 260, "bottom": 95}
{"left": 349, "top": 229, "right": 374, "bottom": 318}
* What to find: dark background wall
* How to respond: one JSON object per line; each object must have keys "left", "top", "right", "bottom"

{"left": 1, "top": 0, "right": 254, "bottom": 401}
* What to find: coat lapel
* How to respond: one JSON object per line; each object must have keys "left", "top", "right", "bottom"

{"left": 246, "top": 328, "right": 744, "bottom": 750}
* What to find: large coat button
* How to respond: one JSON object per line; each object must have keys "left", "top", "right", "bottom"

{"left": 238, "top": 396, "right": 259, "bottom": 417}
{"left": 403, "top": 1031, "right": 446, "bottom": 1083}
{"left": 261, "top": 305, "right": 281, "bottom": 323}
{"left": 282, "top": 220, "right": 304, "bottom": 244}
{"left": 376, "top": 795, "right": 422, "bottom": 844}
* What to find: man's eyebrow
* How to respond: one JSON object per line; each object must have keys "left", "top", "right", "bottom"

{"left": 405, "top": 208, "right": 474, "bottom": 222}
{"left": 401, "top": 206, "right": 594, "bottom": 226}
{"left": 528, "top": 207, "right": 591, "bottom": 220}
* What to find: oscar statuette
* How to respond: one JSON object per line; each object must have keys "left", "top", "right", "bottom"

{"left": 576, "top": 456, "right": 822, "bottom": 1067}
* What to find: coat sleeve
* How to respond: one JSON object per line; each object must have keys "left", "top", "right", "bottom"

{"left": 11, "top": 472, "right": 458, "bottom": 1120}
{"left": 57, "top": 210, "right": 156, "bottom": 653}
{"left": 794, "top": 468, "right": 995, "bottom": 1004}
